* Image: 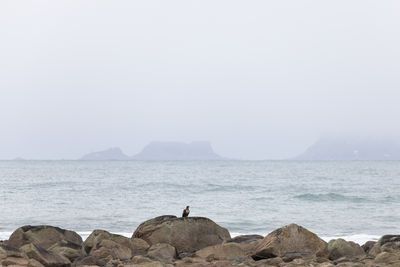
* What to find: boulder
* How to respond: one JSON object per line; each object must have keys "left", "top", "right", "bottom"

{"left": 28, "top": 258, "right": 46, "bottom": 267}
{"left": 206, "top": 260, "right": 235, "bottom": 266}
{"left": 48, "top": 240, "right": 84, "bottom": 262}
{"left": 227, "top": 235, "right": 263, "bottom": 244}
{"left": 374, "top": 251, "right": 400, "bottom": 264}
{"left": 194, "top": 242, "right": 246, "bottom": 261}
{"left": 318, "top": 263, "right": 335, "bottom": 267}
{"left": 252, "top": 223, "right": 328, "bottom": 260}
{"left": 83, "top": 229, "right": 148, "bottom": 255}
{"left": 89, "top": 239, "right": 132, "bottom": 265}
{"left": 133, "top": 216, "right": 230, "bottom": 254}
{"left": 361, "top": 241, "right": 376, "bottom": 254}
{"left": 327, "top": 239, "right": 365, "bottom": 260}
{"left": 0, "top": 256, "right": 29, "bottom": 266}
{"left": 369, "top": 235, "right": 400, "bottom": 256}
{"left": 71, "top": 255, "right": 99, "bottom": 267}
{"left": 20, "top": 243, "right": 71, "bottom": 267}
{"left": 146, "top": 243, "right": 176, "bottom": 263}
{"left": 226, "top": 235, "right": 263, "bottom": 256}
{"left": 128, "top": 255, "right": 164, "bottom": 267}
{"left": 8, "top": 226, "right": 82, "bottom": 250}
{"left": 0, "top": 244, "right": 27, "bottom": 259}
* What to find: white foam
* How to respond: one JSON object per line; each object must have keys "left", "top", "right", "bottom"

{"left": 1, "top": 231, "right": 381, "bottom": 245}
{"left": 0, "top": 232, "right": 13, "bottom": 241}
{"left": 231, "top": 232, "right": 380, "bottom": 245}
{"left": 0, "top": 231, "right": 132, "bottom": 242}
{"left": 320, "top": 234, "right": 381, "bottom": 245}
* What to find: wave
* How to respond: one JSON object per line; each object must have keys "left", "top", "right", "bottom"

{"left": 0, "top": 231, "right": 132, "bottom": 242}
{"left": 200, "top": 183, "right": 259, "bottom": 193}
{"left": 320, "top": 234, "right": 381, "bottom": 245}
{"left": 294, "top": 193, "right": 370, "bottom": 203}
{"left": 0, "top": 231, "right": 381, "bottom": 245}
{"left": 227, "top": 232, "right": 380, "bottom": 245}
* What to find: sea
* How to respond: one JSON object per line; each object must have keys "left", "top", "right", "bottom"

{"left": 1, "top": 160, "right": 399, "bottom": 244}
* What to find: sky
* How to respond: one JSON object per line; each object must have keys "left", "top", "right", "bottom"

{"left": 0, "top": 0, "right": 399, "bottom": 160}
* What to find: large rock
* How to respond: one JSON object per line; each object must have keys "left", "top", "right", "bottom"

{"left": 369, "top": 235, "right": 400, "bottom": 256}
{"left": 48, "top": 240, "right": 84, "bottom": 262}
{"left": 252, "top": 223, "right": 328, "bottom": 260}
{"left": 0, "top": 256, "right": 29, "bottom": 266}
{"left": 146, "top": 243, "right": 176, "bottom": 263}
{"left": 29, "top": 258, "right": 46, "bottom": 267}
{"left": 71, "top": 255, "right": 99, "bottom": 267}
{"left": 374, "top": 251, "right": 400, "bottom": 264}
{"left": 7, "top": 225, "right": 82, "bottom": 250}
{"left": 226, "top": 235, "right": 264, "bottom": 256}
{"left": 128, "top": 255, "right": 164, "bottom": 267}
{"left": 0, "top": 244, "right": 27, "bottom": 259}
{"left": 227, "top": 235, "right": 263, "bottom": 244}
{"left": 194, "top": 242, "right": 246, "bottom": 261}
{"left": 361, "top": 241, "right": 376, "bottom": 254}
{"left": 89, "top": 239, "right": 132, "bottom": 265}
{"left": 133, "top": 216, "right": 231, "bottom": 254}
{"left": 83, "top": 229, "right": 149, "bottom": 255}
{"left": 327, "top": 239, "right": 365, "bottom": 260}
{"left": 20, "top": 243, "right": 71, "bottom": 267}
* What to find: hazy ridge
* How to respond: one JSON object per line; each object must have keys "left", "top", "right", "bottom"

{"left": 80, "top": 141, "right": 224, "bottom": 161}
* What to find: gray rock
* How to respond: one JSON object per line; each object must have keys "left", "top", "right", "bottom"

{"left": 369, "top": 235, "right": 400, "bottom": 256}
{"left": 327, "top": 238, "right": 365, "bottom": 260}
{"left": 252, "top": 223, "right": 328, "bottom": 260}
{"left": 48, "top": 240, "right": 84, "bottom": 262}
{"left": 374, "top": 251, "right": 400, "bottom": 264}
{"left": 83, "top": 229, "right": 149, "bottom": 256}
{"left": 20, "top": 243, "right": 71, "bottom": 267}
{"left": 89, "top": 239, "right": 132, "bottom": 265}
{"left": 71, "top": 255, "right": 99, "bottom": 267}
{"left": 361, "top": 240, "right": 376, "bottom": 254}
{"left": 0, "top": 256, "right": 29, "bottom": 266}
{"left": 7, "top": 225, "right": 82, "bottom": 250}
{"left": 0, "top": 244, "right": 27, "bottom": 259}
{"left": 227, "top": 235, "right": 263, "bottom": 244}
{"left": 147, "top": 243, "right": 176, "bottom": 263}
{"left": 129, "top": 255, "right": 164, "bottom": 267}
{"left": 194, "top": 242, "right": 246, "bottom": 261}
{"left": 133, "top": 215, "right": 231, "bottom": 254}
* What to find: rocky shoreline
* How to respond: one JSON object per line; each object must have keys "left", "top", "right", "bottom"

{"left": 1, "top": 215, "right": 399, "bottom": 267}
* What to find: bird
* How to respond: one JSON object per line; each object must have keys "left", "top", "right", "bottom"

{"left": 182, "top": 206, "right": 190, "bottom": 217}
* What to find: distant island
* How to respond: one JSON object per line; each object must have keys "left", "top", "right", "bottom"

{"left": 293, "top": 136, "right": 400, "bottom": 160}
{"left": 131, "top": 141, "right": 224, "bottom": 160}
{"left": 80, "top": 141, "right": 225, "bottom": 161}
{"left": 80, "top": 147, "right": 130, "bottom": 160}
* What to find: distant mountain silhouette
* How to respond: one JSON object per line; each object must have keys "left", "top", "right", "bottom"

{"left": 131, "top": 141, "right": 224, "bottom": 160}
{"left": 80, "top": 147, "right": 130, "bottom": 160}
{"left": 293, "top": 136, "right": 400, "bottom": 160}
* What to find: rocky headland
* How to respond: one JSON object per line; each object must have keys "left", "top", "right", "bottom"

{"left": 293, "top": 136, "right": 400, "bottom": 160}
{"left": 79, "top": 142, "right": 225, "bottom": 161}
{"left": 1, "top": 216, "right": 399, "bottom": 267}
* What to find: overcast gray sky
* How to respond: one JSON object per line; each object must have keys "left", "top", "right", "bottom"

{"left": 1, "top": 0, "right": 399, "bottom": 160}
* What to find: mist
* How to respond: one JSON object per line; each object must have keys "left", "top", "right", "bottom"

{"left": 1, "top": 0, "right": 399, "bottom": 160}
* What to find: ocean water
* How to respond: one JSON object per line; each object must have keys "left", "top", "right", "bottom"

{"left": 1, "top": 160, "right": 399, "bottom": 244}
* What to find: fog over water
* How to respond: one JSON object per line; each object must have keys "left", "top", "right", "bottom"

{"left": 1, "top": 1, "right": 399, "bottom": 160}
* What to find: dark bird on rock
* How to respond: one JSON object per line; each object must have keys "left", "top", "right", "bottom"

{"left": 182, "top": 206, "right": 190, "bottom": 217}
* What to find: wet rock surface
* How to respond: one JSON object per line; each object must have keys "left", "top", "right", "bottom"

{"left": 1, "top": 218, "right": 400, "bottom": 266}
